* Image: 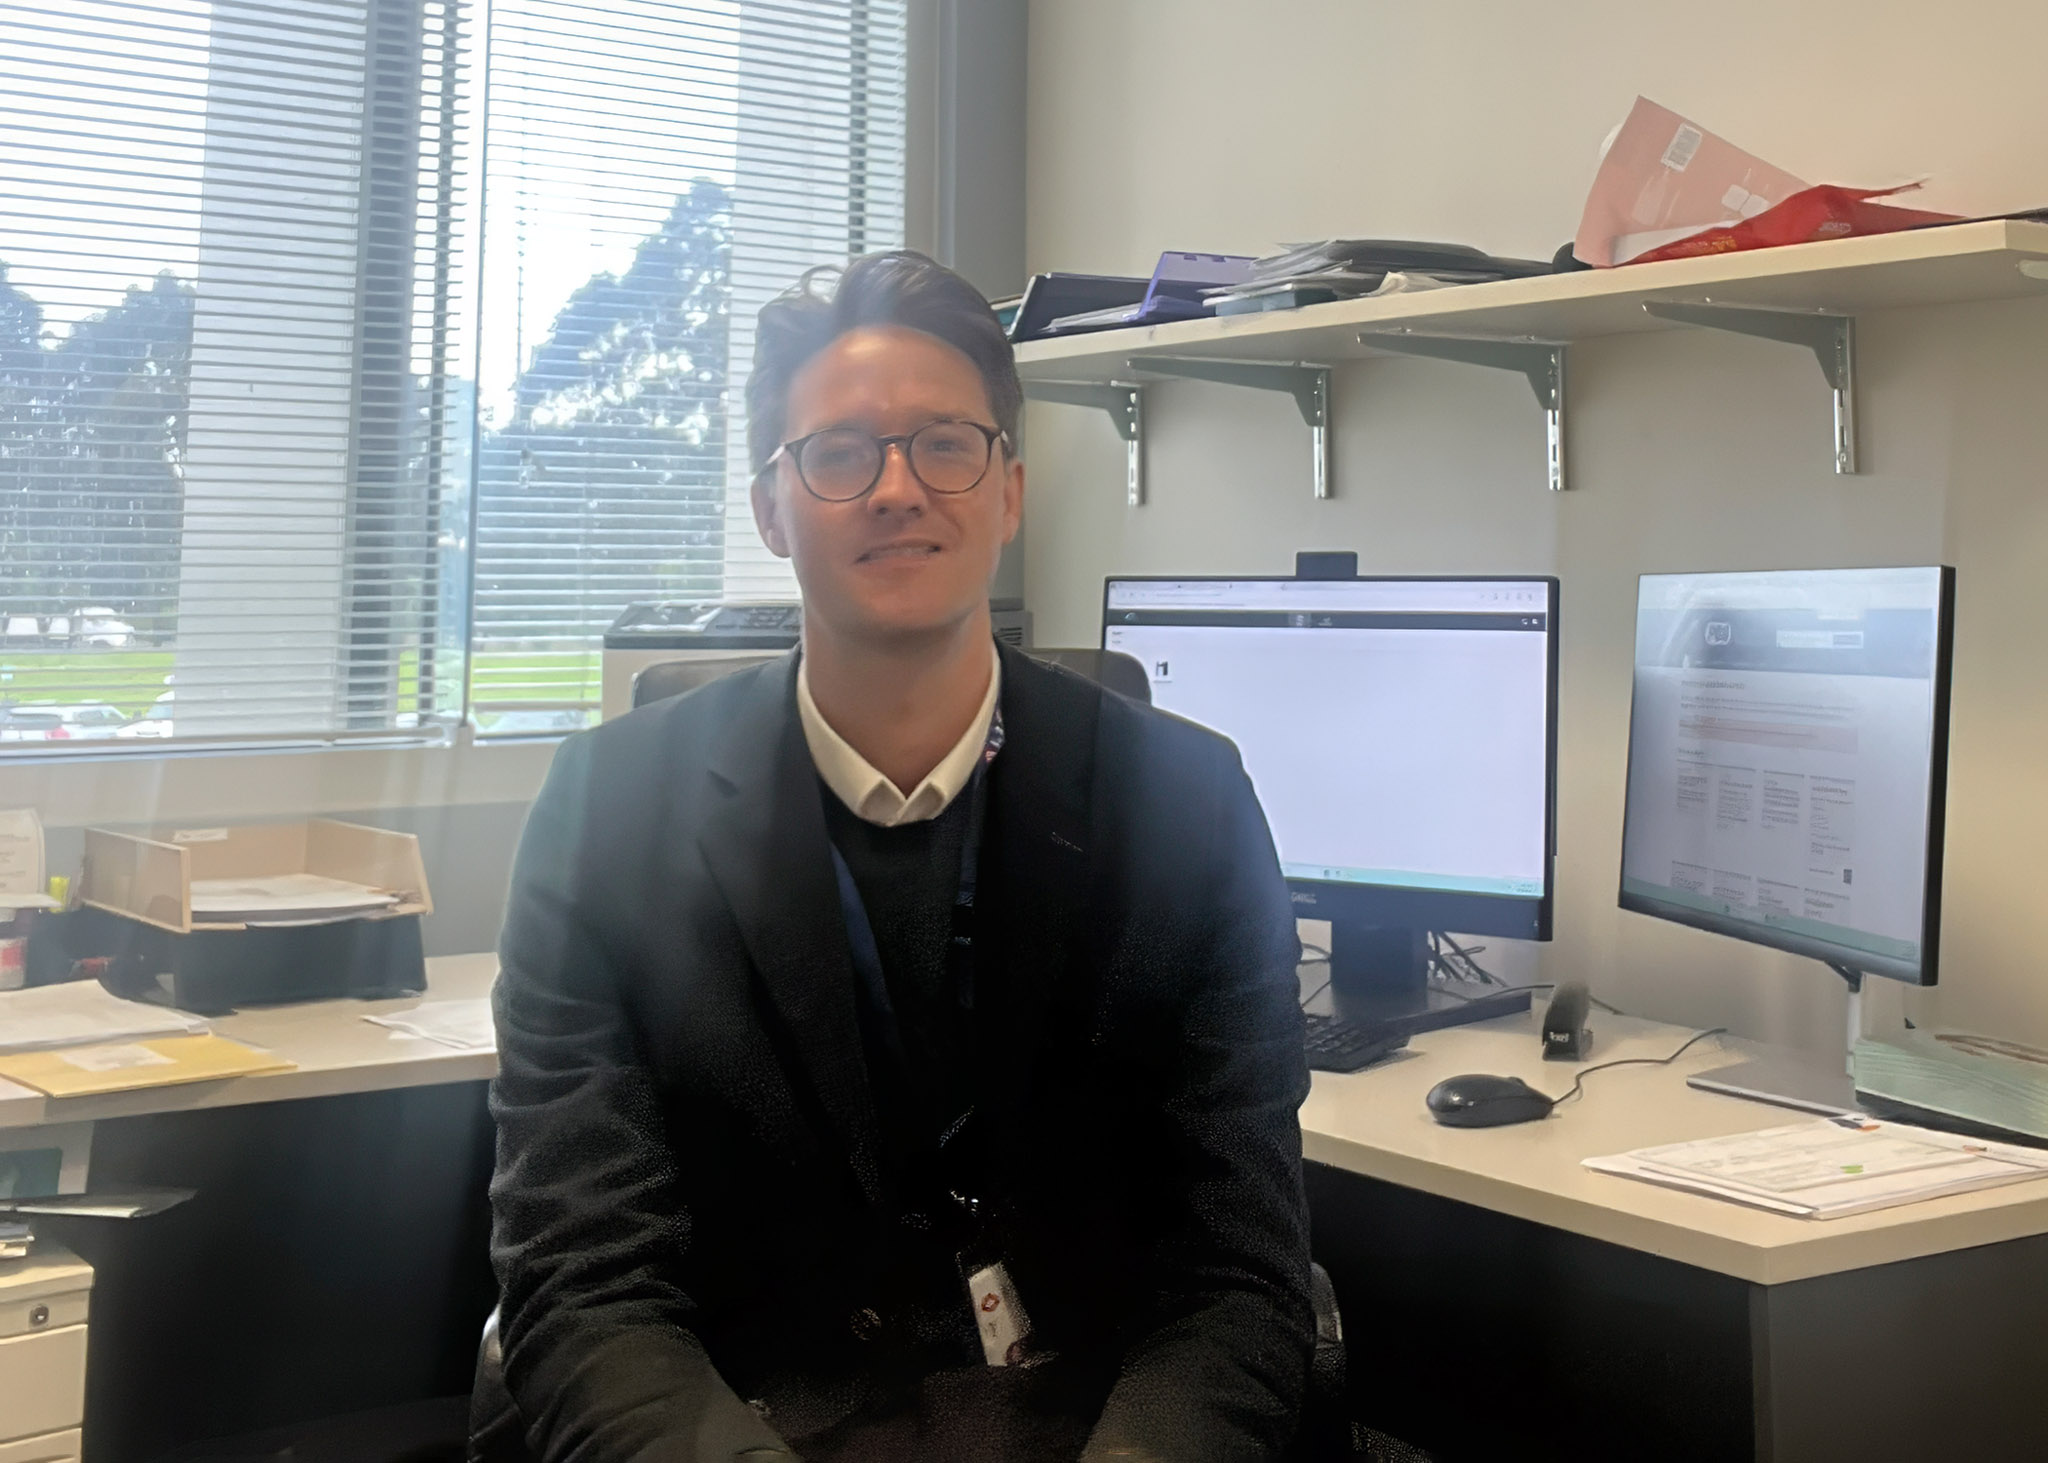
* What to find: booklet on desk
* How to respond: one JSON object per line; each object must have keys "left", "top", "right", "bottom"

{"left": 1586, "top": 1116, "right": 2048, "bottom": 1219}
{"left": 0, "top": 1032, "right": 291, "bottom": 1098}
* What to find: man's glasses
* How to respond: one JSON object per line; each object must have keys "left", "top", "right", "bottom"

{"left": 767, "top": 420, "right": 1007, "bottom": 503}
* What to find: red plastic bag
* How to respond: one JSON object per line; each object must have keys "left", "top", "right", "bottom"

{"left": 1630, "top": 184, "right": 1961, "bottom": 265}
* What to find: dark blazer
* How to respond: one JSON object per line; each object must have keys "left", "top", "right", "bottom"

{"left": 489, "top": 643, "right": 1314, "bottom": 1462}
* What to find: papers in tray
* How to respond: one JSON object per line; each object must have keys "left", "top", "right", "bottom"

{"left": 365, "top": 998, "right": 496, "bottom": 1051}
{"left": 188, "top": 872, "right": 400, "bottom": 925}
{"left": 0, "top": 981, "right": 207, "bottom": 1054}
{"left": 1586, "top": 1116, "right": 2048, "bottom": 1219}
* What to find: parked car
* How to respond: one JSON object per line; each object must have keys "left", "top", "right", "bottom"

{"left": 0, "top": 702, "right": 131, "bottom": 741}
{"left": 73, "top": 607, "right": 135, "bottom": 648}
{"left": 472, "top": 706, "right": 593, "bottom": 737}
{"left": 116, "top": 691, "right": 175, "bottom": 739}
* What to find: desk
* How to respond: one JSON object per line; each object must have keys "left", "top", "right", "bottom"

{"left": 14, "top": 964, "right": 2047, "bottom": 1461}
{"left": 4, "top": 956, "right": 502, "bottom": 1463}
{"left": 0, "top": 953, "right": 501, "bottom": 1132}
{"left": 1302, "top": 1007, "right": 2048, "bottom": 1462}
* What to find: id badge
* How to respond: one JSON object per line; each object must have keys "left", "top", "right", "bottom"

{"left": 962, "top": 1259, "right": 1031, "bottom": 1367}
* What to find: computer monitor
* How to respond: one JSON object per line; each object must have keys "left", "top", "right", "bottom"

{"left": 1618, "top": 566, "right": 1956, "bottom": 1111}
{"left": 1102, "top": 571, "right": 1558, "bottom": 1033}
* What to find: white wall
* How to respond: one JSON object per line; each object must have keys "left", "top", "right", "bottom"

{"left": 1023, "top": 0, "right": 2048, "bottom": 1052}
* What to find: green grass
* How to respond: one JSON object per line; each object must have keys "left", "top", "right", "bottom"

{"left": 0, "top": 650, "right": 174, "bottom": 715}
{"left": 0, "top": 646, "right": 603, "bottom": 719}
{"left": 469, "top": 648, "right": 601, "bottom": 703}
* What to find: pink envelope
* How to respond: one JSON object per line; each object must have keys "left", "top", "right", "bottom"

{"left": 1574, "top": 97, "right": 1809, "bottom": 267}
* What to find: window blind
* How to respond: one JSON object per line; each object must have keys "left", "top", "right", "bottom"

{"left": 0, "top": 0, "right": 468, "bottom": 748}
{"left": 469, "top": 0, "right": 907, "bottom": 734}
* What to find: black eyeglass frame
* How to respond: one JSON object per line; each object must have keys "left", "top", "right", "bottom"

{"left": 762, "top": 420, "right": 1011, "bottom": 503}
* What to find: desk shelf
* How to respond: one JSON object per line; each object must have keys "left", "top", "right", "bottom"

{"left": 1017, "top": 219, "right": 2048, "bottom": 497}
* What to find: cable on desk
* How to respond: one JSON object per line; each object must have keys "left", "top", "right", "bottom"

{"left": 1549, "top": 1027, "right": 1729, "bottom": 1106}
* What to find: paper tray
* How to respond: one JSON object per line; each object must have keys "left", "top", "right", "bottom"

{"left": 80, "top": 819, "right": 432, "bottom": 935}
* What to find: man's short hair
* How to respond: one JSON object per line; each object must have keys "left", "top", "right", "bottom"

{"left": 746, "top": 249, "right": 1022, "bottom": 476}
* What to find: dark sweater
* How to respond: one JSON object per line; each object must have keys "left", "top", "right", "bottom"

{"left": 818, "top": 780, "right": 977, "bottom": 1166}
{"left": 818, "top": 782, "right": 986, "bottom": 1376}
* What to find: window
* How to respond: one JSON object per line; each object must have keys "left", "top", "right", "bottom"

{"left": 1, "top": 0, "right": 469, "bottom": 745}
{"left": 467, "top": 0, "right": 906, "bottom": 732}
{"left": 0, "top": 0, "right": 908, "bottom": 749}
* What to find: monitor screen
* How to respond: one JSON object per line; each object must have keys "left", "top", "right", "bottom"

{"left": 1619, "top": 566, "right": 1953, "bottom": 985}
{"left": 1102, "top": 577, "right": 1556, "bottom": 922}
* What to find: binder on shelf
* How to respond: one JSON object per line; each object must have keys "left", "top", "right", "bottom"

{"left": 1041, "top": 251, "right": 1257, "bottom": 335}
{"left": 1007, "top": 272, "right": 1148, "bottom": 344}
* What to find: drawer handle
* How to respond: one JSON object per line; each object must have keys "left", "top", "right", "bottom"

{"left": 28, "top": 1304, "right": 50, "bottom": 1327}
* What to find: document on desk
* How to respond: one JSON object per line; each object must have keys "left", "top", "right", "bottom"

{"left": 1586, "top": 1117, "right": 2048, "bottom": 1219}
{"left": 0, "top": 1033, "right": 292, "bottom": 1097}
{"left": 0, "top": 981, "right": 208, "bottom": 1054}
{"left": 365, "top": 998, "right": 495, "bottom": 1051}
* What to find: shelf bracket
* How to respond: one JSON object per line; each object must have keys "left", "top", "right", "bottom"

{"left": 1132, "top": 358, "right": 1333, "bottom": 499}
{"left": 1022, "top": 380, "right": 1145, "bottom": 505}
{"left": 1642, "top": 301, "right": 1857, "bottom": 474}
{"left": 1361, "top": 332, "right": 1568, "bottom": 493}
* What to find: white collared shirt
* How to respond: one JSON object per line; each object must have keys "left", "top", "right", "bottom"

{"left": 796, "top": 644, "right": 1002, "bottom": 827}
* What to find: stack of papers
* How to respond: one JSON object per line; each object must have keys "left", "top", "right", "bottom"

{"left": 1587, "top": 1116, "right": 2048, "bottom": 1219}
{"left": 0, "top": 982, "right": 207, "bottom": 1054}
{"left": 1205, "top": 239, "right": 1552, "bottom": 315}
{"left": 0, "top": 1219, "right": 30, "bottom": 1260}
{"left": 188, "top": 872, "right": 399, "bottom": 926}
{"left": 365, "top": 998, "right": 495, "bottom": 1051}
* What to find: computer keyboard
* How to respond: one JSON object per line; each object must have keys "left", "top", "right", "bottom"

{"left": 1303, "top": 1011, "right": 1409, "bottom": 1073}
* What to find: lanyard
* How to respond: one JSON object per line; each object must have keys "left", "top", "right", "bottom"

{"left": 828, "top": 705, "right": 1003, "bottom": 1077}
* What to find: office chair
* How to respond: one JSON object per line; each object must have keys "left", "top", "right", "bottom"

{"left": 1025, "top": 647, "right": 1150, "bottom": 703}
{"left": 469, "top": 1263, "right": 1355, "bottom": 1463}
{"left": 630, "top": 647, "right": 1152, "bottom": 712}
{"left": 631, "top": 652, "right": 784, "bottom": 709}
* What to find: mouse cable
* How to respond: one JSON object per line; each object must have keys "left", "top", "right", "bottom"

{"left": 1550, "top": 1027, "right": 1729, "bottom": 1106}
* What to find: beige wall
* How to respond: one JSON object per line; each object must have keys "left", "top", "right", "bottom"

{"left": 1023, "top": 0, "right": 2048, "bottom": 1051}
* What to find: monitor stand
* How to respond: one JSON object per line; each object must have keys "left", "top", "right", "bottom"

{"left": 1686, "top": 963, "right": 1866, "bottom": 1116}
{"left": 1326, "top": 924, "right": 1533, "bottom": 1039}
{"left": 1685, "top": 1057, "right": 1858, "bottom": 1116}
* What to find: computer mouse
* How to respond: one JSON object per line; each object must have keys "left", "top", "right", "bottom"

{"left": 1425, "top": 1073, "right": 1557, "bottom": 1128}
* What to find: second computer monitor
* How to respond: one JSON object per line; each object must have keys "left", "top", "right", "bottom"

{"left": 1101, "top": 575, "right": 1558, "bottom": 950}
{"left": 1619, "top": 565, "right": 1954, "bottom": 986}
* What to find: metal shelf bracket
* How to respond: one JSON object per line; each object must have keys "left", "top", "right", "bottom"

{"left": 1133, "top": 358, "right": 1334, "bottom": 499}
{"left": 1022, "top": 381, "right": 1146, "bottom": 505}
{"left": 1642, "top": 301, "right": 1857, "bottom": 474}
{"left": 1361, "top": 332, "right": 1569, "bottom": 493}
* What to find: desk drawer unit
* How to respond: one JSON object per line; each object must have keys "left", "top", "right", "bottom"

{"left": 0, "top": 1248, "right": 92, "bottom": 1450}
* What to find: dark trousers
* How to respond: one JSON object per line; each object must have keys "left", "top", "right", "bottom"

{"left": 789, "top": 1359, "right": 1108, "bottom": 1463}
